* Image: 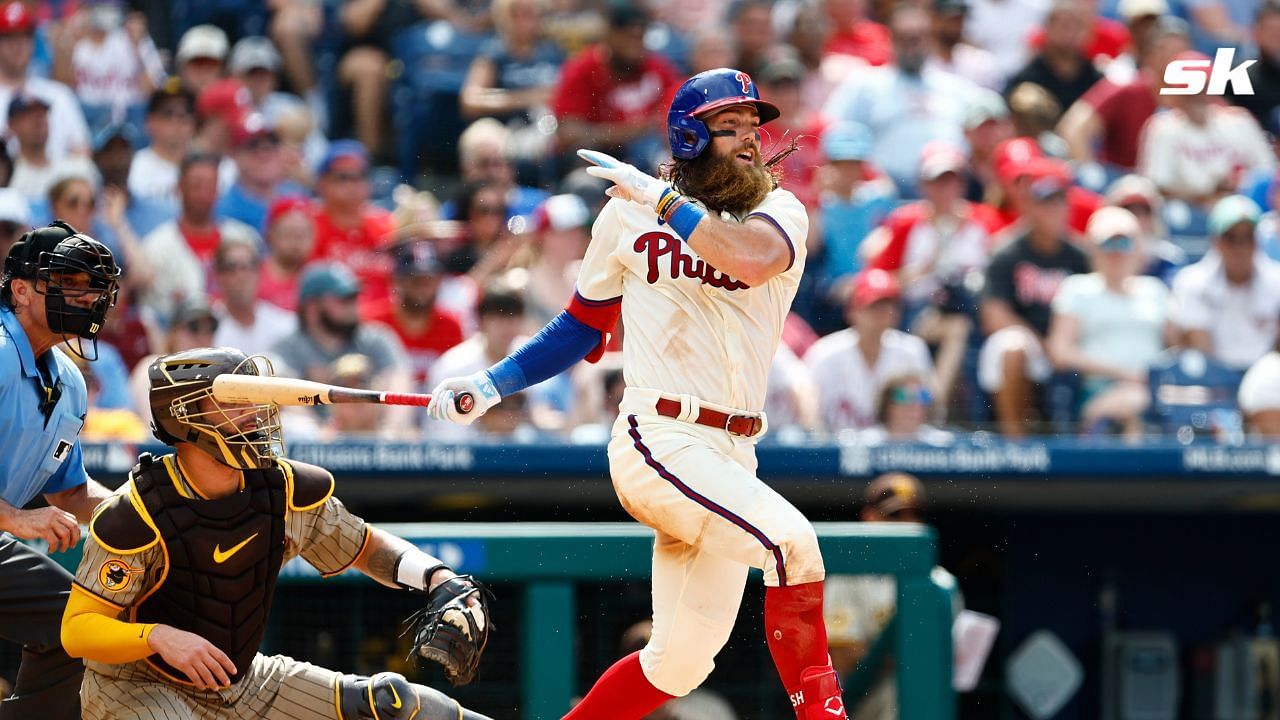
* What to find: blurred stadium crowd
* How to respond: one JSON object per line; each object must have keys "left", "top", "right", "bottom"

{"left": 2, "top": 0, "right": 1280, "bottom": 443}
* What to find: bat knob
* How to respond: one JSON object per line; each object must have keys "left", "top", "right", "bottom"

{"left": 455, "top": 392, "right": 475, "bottom": 414}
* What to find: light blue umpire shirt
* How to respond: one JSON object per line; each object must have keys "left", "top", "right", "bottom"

{"left": 0, "top": 304, "right": 89, "bottom": 510}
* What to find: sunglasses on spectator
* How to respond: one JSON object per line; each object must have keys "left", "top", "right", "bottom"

{"left": 247, "top": 136, "right": 280, "bottom": 152}
{"left": 63, "top": 195, "right": 95, "bottom": 210}
{"left": 891, "top": 386, "right": 932, "bottom": 405}
{"left": 329, "top": 171, "right": 365, "bottom": 183}
{"left": 183, "top": 319, "right": 218, "bottom": 334}
{"left": 216, "top": 260, "right": 258, "bottom": 273}
{"left": 158, "top": 108, "right": 193, "bottom": 120}
{"left": 1098, "top": 234, "right": 1134, "bottom": 253}
{"left": 1121, "top": 202, "right": 1152, "bottom": 217}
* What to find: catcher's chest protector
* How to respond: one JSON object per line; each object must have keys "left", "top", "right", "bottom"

{"left": 131, "top": 454, "right": 288, "bottom": 684}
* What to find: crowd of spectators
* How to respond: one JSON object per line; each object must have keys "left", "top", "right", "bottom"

{"left": 2, "top": 0, "right": 1280, "bottom": 444}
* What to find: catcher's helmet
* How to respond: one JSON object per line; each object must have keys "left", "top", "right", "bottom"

{"left": 149, "top": 347, "right": 284, "bottom": 470}
{"left": 667, "top": 68, "right": 780, "bottom": 160}
{"left": 2, "top": 221, "right": 121, "bottom": 360}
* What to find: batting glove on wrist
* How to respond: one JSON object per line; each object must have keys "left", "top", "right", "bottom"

{"left": 427, "top": 371, "right": 501, "bottom": 425}
{"left": 578, "top": 149, "right": 667, "bottom": 210}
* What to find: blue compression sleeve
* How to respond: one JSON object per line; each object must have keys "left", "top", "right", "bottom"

{"left": 486, "top": 311, "right": 600, "bottom": 397}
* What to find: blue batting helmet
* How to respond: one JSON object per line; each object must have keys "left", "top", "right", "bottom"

{"left": 667, "top": 68, "right": 780, "bottom": 160}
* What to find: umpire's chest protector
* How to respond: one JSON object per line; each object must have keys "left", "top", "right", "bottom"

{"left": 131, "top": 454, "right": 288, "bottom": 684}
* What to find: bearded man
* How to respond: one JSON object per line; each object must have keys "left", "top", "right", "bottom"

{"left": 268, "top": 262, "right": 411, "bottom": 398}
{"left": 428, "top": 68, "right": 849, "bottom": 720}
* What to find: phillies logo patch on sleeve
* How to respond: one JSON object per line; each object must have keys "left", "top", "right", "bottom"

{"left": 99, "top": 559, "right": 142, "bottom": 592}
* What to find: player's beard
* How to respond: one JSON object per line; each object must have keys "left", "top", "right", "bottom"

{"left": 663, "top": 149, "right": 778, "bottom": 216}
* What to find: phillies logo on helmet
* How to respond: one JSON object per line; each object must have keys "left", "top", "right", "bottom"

{"left": 735, "top": 72, "right": 753, "bottom": 94}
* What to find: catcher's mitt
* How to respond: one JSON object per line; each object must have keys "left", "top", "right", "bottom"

{"left": 402, "top": 575, "right": 493, "bottom": 686}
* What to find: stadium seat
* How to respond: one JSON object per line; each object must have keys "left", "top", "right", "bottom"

{"left": 1146, "top": 349, "right": 1245, "bottom": 442}
{"left": 390, "top": 21, "right": 494, "bottom": 181}
{"left": 1163, "top": 200, "right": 1211, "bottom": 261}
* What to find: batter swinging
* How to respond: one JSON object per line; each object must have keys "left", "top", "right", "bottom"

{"left": 428, "top": 68, "right": 847, "bottom": 720}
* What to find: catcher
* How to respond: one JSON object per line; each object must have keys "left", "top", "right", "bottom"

{"left": 60, "top": 347, "right": 493, "bottom": 720}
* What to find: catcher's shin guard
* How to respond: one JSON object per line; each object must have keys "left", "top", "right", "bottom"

{"left": 796, "top": 665, "right": 847, "bottom": 720}
{"left": 337, "top": 672, "right": 420, "bottom": 720}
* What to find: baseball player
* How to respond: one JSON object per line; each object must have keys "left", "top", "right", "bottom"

{"left": 62, "top": 347, "right": 494, "bottom": 720}
{"left": 428, "top": 68, "right": 848, "bottom": 720}
{"left": 0, "top": 222, "right": 121, "bottom": 720}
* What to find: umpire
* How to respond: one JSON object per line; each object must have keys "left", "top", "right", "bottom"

{"left": 0, "top": 222, "right": 122, "bottom": 719}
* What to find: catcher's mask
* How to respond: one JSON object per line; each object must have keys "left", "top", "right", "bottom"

{"left": 2, "top": 221, "right": 121, "bottom": 361}
{"left": 148, "top": 347, "right": 284, "bottom": 470}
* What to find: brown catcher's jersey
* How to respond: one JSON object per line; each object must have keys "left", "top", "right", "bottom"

{"left": 76, "top": 454, "right": 369, "bottom": 685}
{"left": 576, "top": 189, "right": 808, "bottom": 412}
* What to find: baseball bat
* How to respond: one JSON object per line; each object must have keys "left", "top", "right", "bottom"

{"left": 211, "top": 375, "right": 475, "bottom": 413}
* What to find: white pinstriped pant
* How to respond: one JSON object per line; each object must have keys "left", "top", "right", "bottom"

{"left": 607, "top": 388, "right": 825, "bottom": 695}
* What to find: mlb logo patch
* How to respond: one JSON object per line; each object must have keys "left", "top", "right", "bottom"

{"left": 53, "top": 440, "right": 72, "bottom": 462}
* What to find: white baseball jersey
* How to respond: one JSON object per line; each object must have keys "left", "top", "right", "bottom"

{"left": 574, "top": 188, "right": 809, "bottom": 412}
{"left": 803, "top": 328, "right": 934, "bottom": 432}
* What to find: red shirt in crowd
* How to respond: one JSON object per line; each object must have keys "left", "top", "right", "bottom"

{"left": 1079, "top": 72, "right": 1157, "bottom": 170}
{"left": 181, "top": 221, "right": 221, "bottom": 265}
{"left": 870, "top": 201, "right": 1005, "bottom": 272}
{"left": 257, "top": 263, "right": 301, "bottom": 312}
{"left": 362, "top": 302, "right": 466, "bottom": 386}
{"left": 552, "top": 45, "right": 681, "bottom": 127}
{"left": 992, "top": 186, "right": 1103, "bottom": 235}
{"left": 309, "top": 205, "right": 396, "bottom": 316}
{"left": 1028, "top": 16, "right": 1130, "bottom": 63}
{"left": 823, "top": 20, "right": 893, "bottom": 67}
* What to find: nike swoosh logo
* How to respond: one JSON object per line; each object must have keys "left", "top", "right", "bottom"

{"left": 213, "top": 533, "right": 259, "bottom": 564}
{"left": 389, "top": 685, "right": 402, "bottom": 709}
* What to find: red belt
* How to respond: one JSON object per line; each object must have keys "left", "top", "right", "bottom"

{"left": 654, "top": 397, "right": 763, "bottom": 437}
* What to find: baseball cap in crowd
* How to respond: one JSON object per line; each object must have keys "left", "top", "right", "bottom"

{"left": 1118, "top": 0, "right": 1169, "bottom": 19}
{"left": 863, "top": 472, "right": 926, "bottom": 518}
{"left": 7, "top": 92, "right": 48, "bottom": 118}
{"left": 196, "top": 78, "right": 251, "bottom": 124}
{"left": 534, "top": 194, "right": 590, "bottom": 233}
{"left": 759, "top": 56, "right": 806, "bottom": 86}
{"left": 318, "top": 139, "right": 370, "bottom": 176}
{"left": 148, "top": 77, "right": 195, "bottom": 115}
{"left": 267, "top": 195, "right": 312, "bottom": 228}
{"left": 231, "top": 112, "right": 278, "bottom": 147}
{"left": 228, "top": 36, "right": 282, "bottom": 76}
{"left": 606, "top": 0, "right": 649, "bottom": 28}
{"left": 1208, "top": 195, "right": 1262, "bottom": 237}
{"left": 0, "top": 188, "right": 31, "bottom": 226}
{"left": 964, "top": 89, "right": 1009, "bottom": 131}
{"left": 299, "top": 262, "right": 361, "bottom": 302}
{"left": 1025, "top": 157, "right": 1072, "bottom": 202}
{"left": 1086, "top": 207, "right": 1140, "bottom": 252}
{"left": 392, "top": 239, "right": 442, "bottom": 277}
{"left": 92, "top": 122, "right": 143, "bottom": 153}
{"left": 850, "top": 268, "right": 901, "bottom": 308}
{"left": 821, "top": 121, "right": 873, "bottom": 162}
{"left": 935, "top": 0, "right": 969, "bottom": 15}
{"left": 176, "top": 24, "right": 229, "bottom": 65}
{"left": 918, "top": 142, "right": 968, "bottom": 181}
{"left": 330, "top": 353, "right": 373, "bottom": 385}
{"left": 171, "top": 297, "right": 219, "bottom": 333}
{"left": 1105, "top": 174, "right": 1162, "bottom": 216}
{"left": 992, "top": 137, "right": 1043, "bottom": 185}
{"left": 0, "top": 2, "right": 32, "bottom": 34}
